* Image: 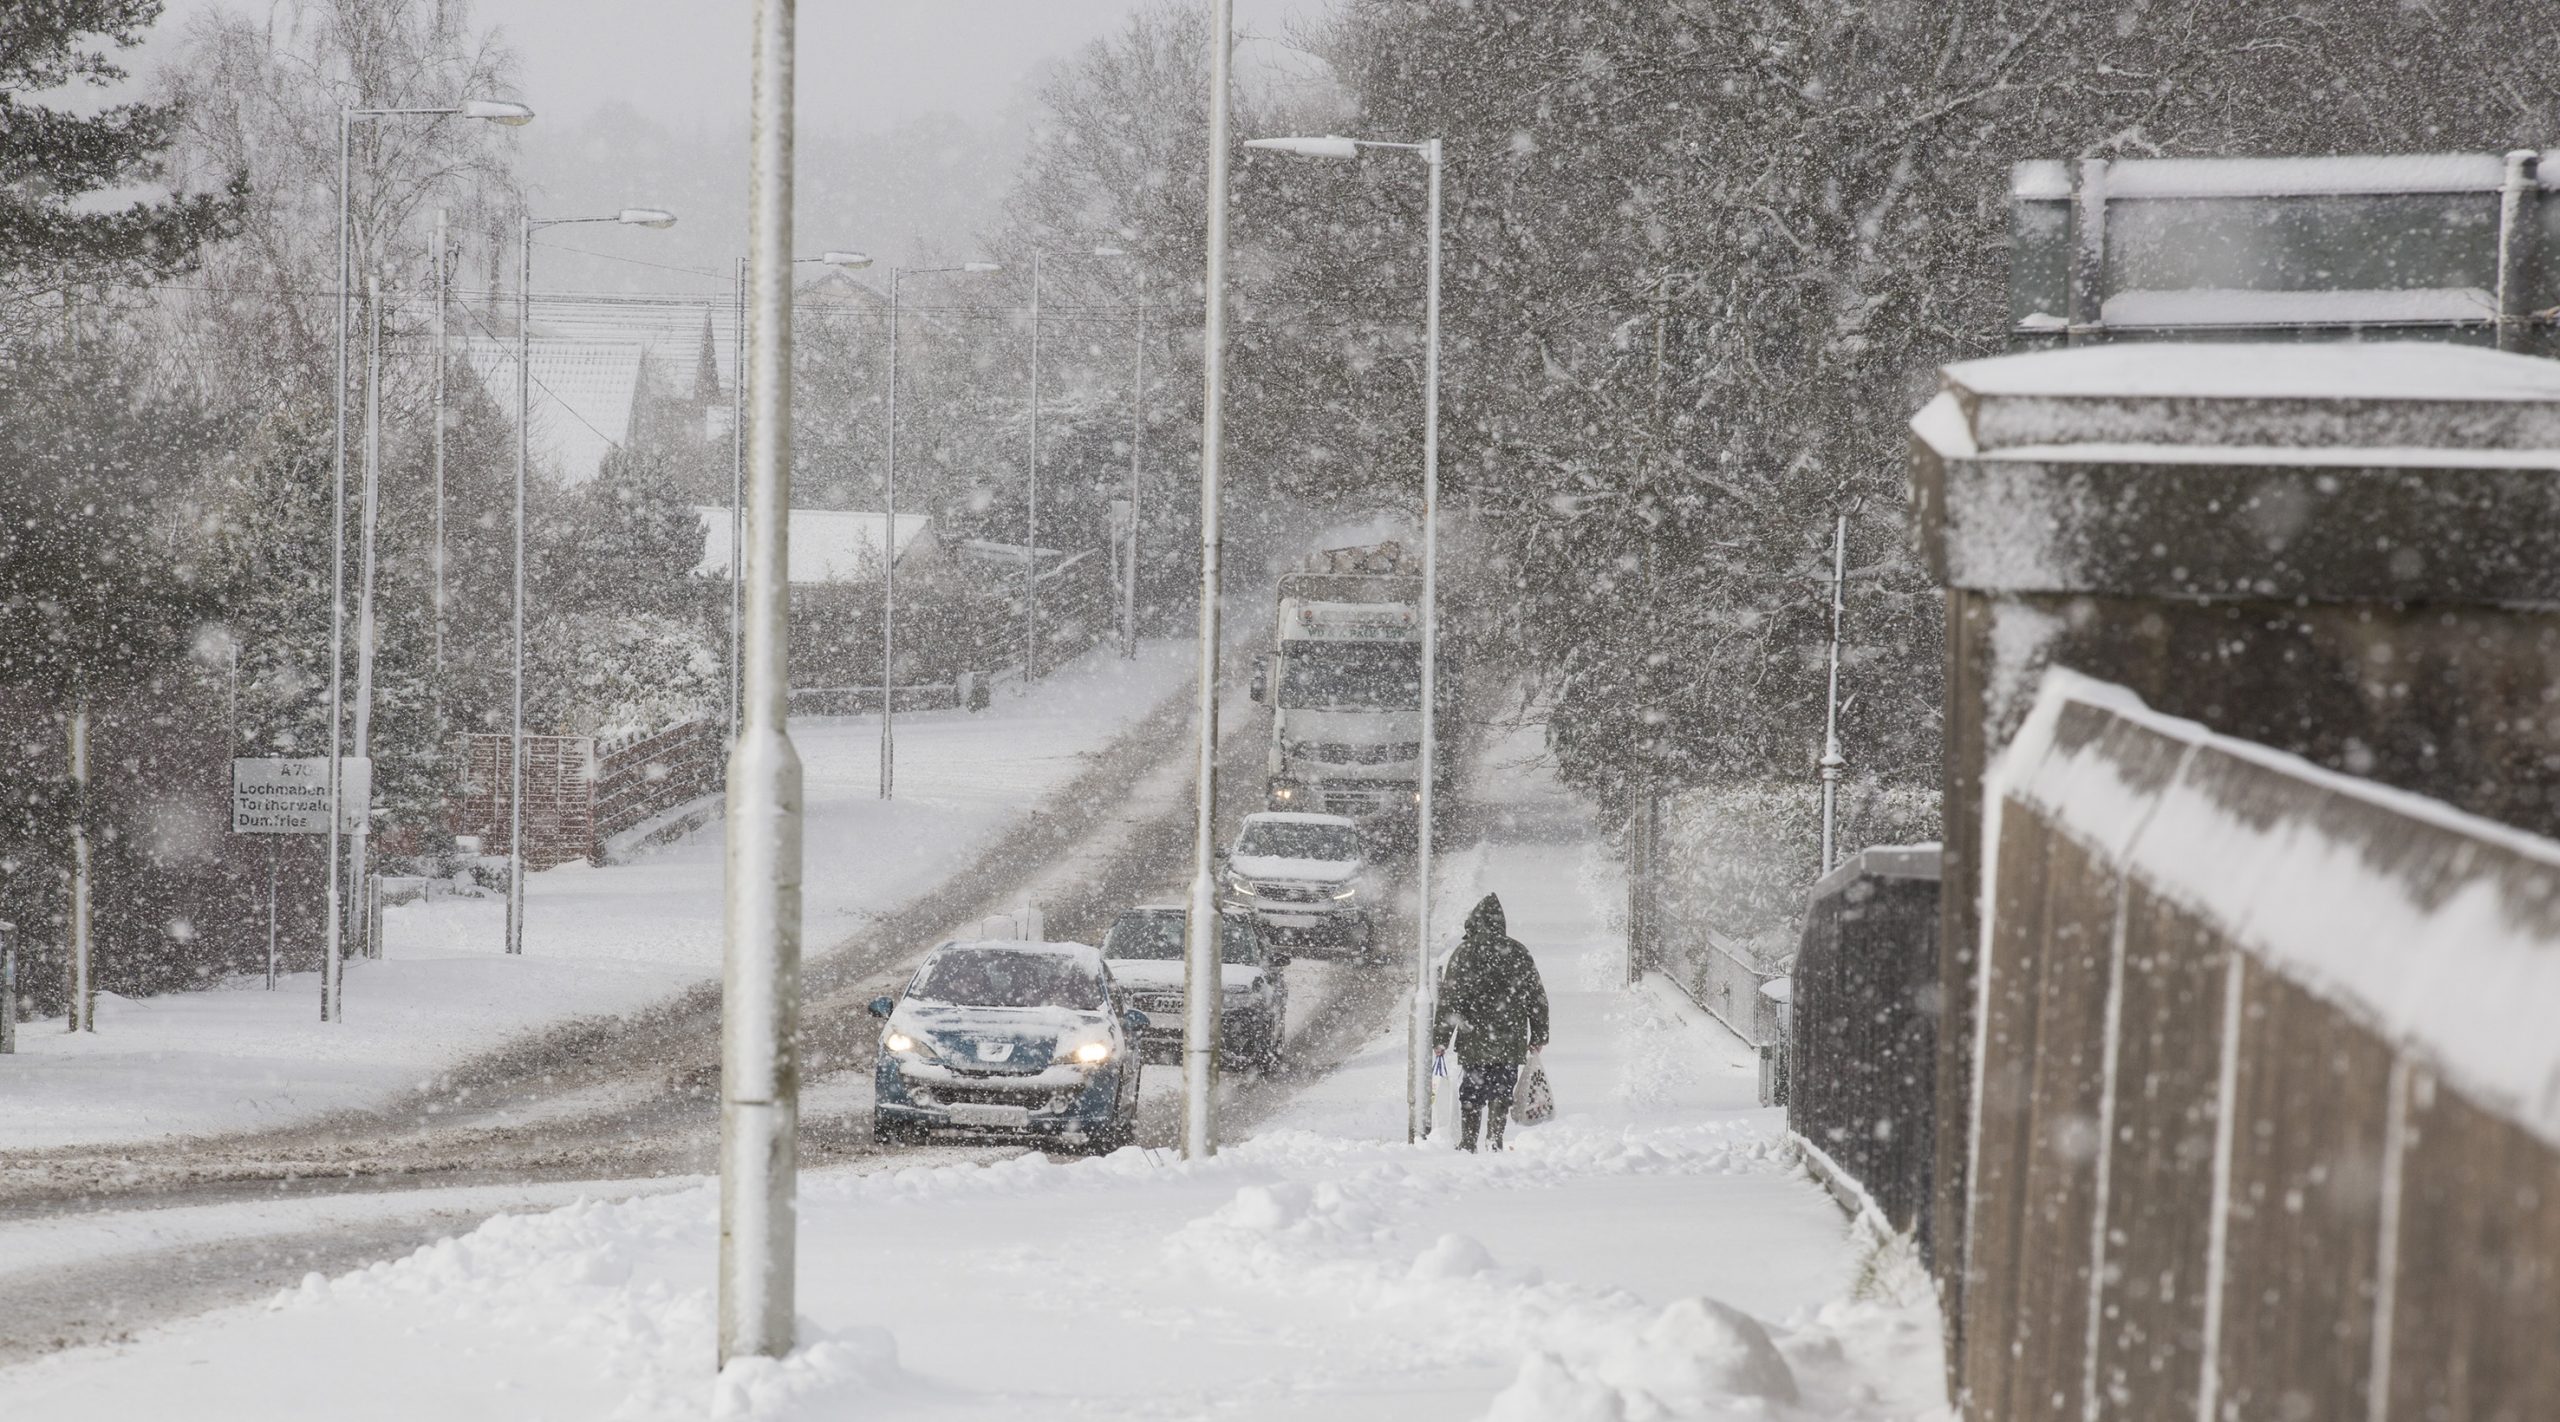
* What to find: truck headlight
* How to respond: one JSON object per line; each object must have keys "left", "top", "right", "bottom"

{"left": 1332, "top": 886, "right": 1357, "bottom": 900}
{"left": 1226, "top": 871, "right": 1257, "bottom": 896}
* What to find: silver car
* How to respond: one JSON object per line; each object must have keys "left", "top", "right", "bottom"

{"left": 1221, "top": 811, "right": 1375, "bottom": 957}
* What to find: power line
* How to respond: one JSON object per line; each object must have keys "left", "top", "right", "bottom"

{"left": 445, "top": 294, "right": 628, "bottom": 457}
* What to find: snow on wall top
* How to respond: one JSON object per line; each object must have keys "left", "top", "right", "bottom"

{"left": 1991, "top": 668, "right": 2560, "bottom": 1150}
{"left": 2099, "top": 286, "right": 2497, "bottom": 329}
{"left": 2011, "top": 151, "right": 2560, "bottom": 200}
{"left": 694, "top": 508, "right": 930, "bottom": 585}
{"left": 1942, "top": 341, "right": 2560, "bottom": 406}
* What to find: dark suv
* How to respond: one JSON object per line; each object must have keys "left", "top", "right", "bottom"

{"left": 1098, "top": 906, "right": 1287, "bottom": 1069}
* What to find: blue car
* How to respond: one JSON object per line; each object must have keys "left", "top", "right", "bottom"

{"left": 869, "top": 940, "right": 1148, "bottom": 1152}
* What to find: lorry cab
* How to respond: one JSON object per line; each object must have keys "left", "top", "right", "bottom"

{"left": 1252, "top": 542, "right": 1426, "bottom": 831}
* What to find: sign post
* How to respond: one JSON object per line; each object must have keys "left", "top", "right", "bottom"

{"left": 232, "top": 757, "right": 363, "bottom": 1007}
{"left": 1, "top": 920, "right": 17, "bottom": 1055}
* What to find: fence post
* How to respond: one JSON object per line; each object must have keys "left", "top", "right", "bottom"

{"left": 1, "top": 922, "right": 17, "bottom": 1054}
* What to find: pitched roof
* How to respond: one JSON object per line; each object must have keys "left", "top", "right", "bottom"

{"left": 695, "top": 507, "right": 932, "bottom": 585}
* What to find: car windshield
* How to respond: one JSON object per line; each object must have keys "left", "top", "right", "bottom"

{"left": 911, "top": 948, "right": 1104, "bottom": 1010}
{"left": 1276, "top": 640, "right": 1420, "bottom": 710}
{"left": 1103, "top": 913, "right": 1261, "bottom": 965}
{"left": 1236, "top": 821, "right": 1360, "bottom": 862}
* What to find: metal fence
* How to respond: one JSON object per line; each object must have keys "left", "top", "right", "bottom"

{"left": 1787, "top": 845, "right": 1941, "bottom": 1256}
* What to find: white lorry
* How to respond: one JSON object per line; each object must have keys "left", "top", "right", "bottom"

{"left": 1246, "top": 541, "right": 1426, "bottom": 837}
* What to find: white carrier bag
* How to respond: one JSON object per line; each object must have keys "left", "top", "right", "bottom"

{"left": 1510, "top": 1049, "right": 1555, "bottom": 1125}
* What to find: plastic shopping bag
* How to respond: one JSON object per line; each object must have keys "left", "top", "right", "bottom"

{"left": 1430, "top": 1044, "right": 1462, "bottom": 1142}
{"left": 1511, "top": 1050, "right": 1555, "bottom": 1125}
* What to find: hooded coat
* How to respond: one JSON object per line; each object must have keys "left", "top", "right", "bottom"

{"left": 1433, "top": 894, "right": 1550, "bottom": 1067}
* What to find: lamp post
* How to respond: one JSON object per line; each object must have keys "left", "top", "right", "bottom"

{"left": 882, "top": 261, "right": 1001, "bottom": 798}
{"left": 1243, "top": 132, "right": 1445, "bottom": 1141}
{"left": 507, "top": 205, "right": 677, "bottom": 959}
{"left": 1818, "top": 513, "right": 1849, "bottom": 874}
{"left": 722, "top": 0, "right": 797, "bottom": 1362}
{"left": 1181, "top": 0, "right": 1238, "bottom": 1162}
{"left": 1022, "top": 245, "right": 1131, "bottom": 680}
{"left": 326, "top": 96, "right": 532, "bottom": 1022}
{"left": 718, "top": 250, "right": 879, "bottom": 758}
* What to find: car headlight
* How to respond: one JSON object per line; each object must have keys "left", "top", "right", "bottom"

{"left": 882, "top": 1025, "right": 937, "bottom": 1059}
{"left": 1057, "top": 1036, "right": 1113, "bottom": 1066}
{"left": 1331, "top": 886, "right": 1357, "bottom": 901}
{"left": 1226, "top": 871, "right": 1257, "bottom": 896}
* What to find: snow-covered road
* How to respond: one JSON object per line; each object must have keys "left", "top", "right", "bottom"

{"left": 2, "top": 733, "right": 1949, "bottom": 1419}
{"left": 4, "top": 641, "right": 1199, "bottom": 1152}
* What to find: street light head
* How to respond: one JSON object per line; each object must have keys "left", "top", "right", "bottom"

{"left": 617, "top": 208, "right": 678, "bottom": 229}
{"left": 462, "top": 99, "right": 536, "bottom": 126}
{"left": 820, "top": 250, "right": 874, "bottom": 269}
{"left": 961, "top": 261, "right": 1003, "bottom": 273}
{"left": 1245, "top": 135, "right": 1362, "bottom": 160}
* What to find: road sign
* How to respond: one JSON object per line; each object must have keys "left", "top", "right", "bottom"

{"left": 232, "top": 757, "right": 368, "bottom": 835}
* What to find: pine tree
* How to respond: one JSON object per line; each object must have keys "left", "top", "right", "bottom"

{"left": 0, "top": 0, "right": 244, "bottom": 318}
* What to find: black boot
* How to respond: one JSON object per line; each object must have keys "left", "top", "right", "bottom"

{"left": 1485, "top": 1102, "right": 1509, "bottom": 1152}
{"left": 1458, "top": 1104, "right": 1482, "bottom": 1152}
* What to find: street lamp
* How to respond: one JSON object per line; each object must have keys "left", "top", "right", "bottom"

{"left": 1245, "top": 131, "right": 1446, "bottom": 1142}
{"left": 325, "top": 95, "right": 533, "bottom": 1024}
{"left": 881, "top": 260, "right": 1001, "bottom": 798}
{"left": 1180, "top": 0, "right": 1238, "bottom": 1162}
{"left": 724, "top": 250, "right": 877, "bottom": 741}
{"left": 506, "top": 205, "right": 677, "bottom": 960}
{"left": 1087, "top": 246, "right": 1148, "bottom": 660}
{"left": 1022, "top": 245, "right": 1132, "bottom": 681}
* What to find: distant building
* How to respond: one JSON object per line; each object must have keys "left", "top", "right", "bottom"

{"left": 694, "top": 508, "right": 938, "bottom": 587}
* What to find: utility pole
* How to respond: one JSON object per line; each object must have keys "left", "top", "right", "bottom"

{"left": 433, "top": 207, "right": 449, "bottom": 722}
{"left": 731, "top": 254, "right": 747, "bottom": 739}
{"left": 1025, "top": 251, "right": 1045, "bottom": 679}
{"left": 352, "top": 270, "right": 384, "bottom": 959}
{"left": 1182, "top": 0, "right": 1237, "bottom": 1162}
{"left": 67, "top": 702, "right": 92, "bottom": 1033}
{"left": 883, "top": 271, "right": 902, "bottom": 796}
{"left": 1819, "top": 513, "right": 1849, "bottom": 874}
{"left": 1124, "top": 279, "right": 1144, "bottom": 658}
{"left": 1, "top": 921, "right": 17, "bottom": 1054}
{"left": 720, "top": 0, "right": 804, "bottom": 1365}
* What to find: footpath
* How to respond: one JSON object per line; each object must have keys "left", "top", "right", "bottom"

{"left": 2, "top": 733, "right": 1949, "bottom": 1420}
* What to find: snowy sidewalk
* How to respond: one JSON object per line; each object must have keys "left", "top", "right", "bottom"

{"left": 5, "top": 640, "right": 1197, "bottom": 1150}
{"left": 2, "top": 752, "right": 1948, "bottom": 1420}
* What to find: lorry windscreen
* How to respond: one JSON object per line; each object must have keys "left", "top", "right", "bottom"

{"left": 1277, "top": 641, "right": 1420, "bottom": 710}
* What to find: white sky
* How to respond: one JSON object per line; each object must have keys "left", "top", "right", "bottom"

{"left": 124, "top": 0, "right": 1334, "bottom": 290}
{"left": 137, "top": 0, "right": 1327, "bottom": 133}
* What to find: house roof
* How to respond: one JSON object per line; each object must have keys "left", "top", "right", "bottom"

{"left": 695, "top": 508, "right": 932, "bottom": 585}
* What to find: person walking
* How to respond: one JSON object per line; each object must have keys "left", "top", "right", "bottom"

{"left": 1433, "top": 893, "right": 1549, "bottom": 1151}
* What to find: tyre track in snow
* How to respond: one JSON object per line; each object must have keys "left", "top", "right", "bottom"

{"left": 0, "top": 629, "right": 1279, "bottom": 1362}
{"left": 0, "top": 620, "right": 1499, "bottom": 1364}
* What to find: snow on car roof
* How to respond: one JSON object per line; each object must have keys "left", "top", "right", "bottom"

{"left": 1242, "top": 811, "right": 1361, "bottom": 828}
{"left": 929, "top": 939, "right": 1106, "bottom": 972}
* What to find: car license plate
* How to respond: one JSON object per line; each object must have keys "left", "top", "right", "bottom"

{"left": 948, "top": 1103, "right": 1029, "bottom": 1129}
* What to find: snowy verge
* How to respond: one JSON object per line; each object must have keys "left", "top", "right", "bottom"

{"left": 4, "top": 639, "right": 1199, "bottom": 1150}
